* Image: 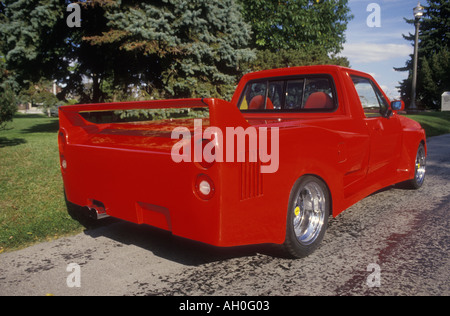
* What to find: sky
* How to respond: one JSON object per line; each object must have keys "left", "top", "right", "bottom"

{"left": 341, "top": 0, "right": 422, "bottom": 99}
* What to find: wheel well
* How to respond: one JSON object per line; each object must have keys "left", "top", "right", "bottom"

{"left": 420, "top": 139, "right": 426, "bottom": 153}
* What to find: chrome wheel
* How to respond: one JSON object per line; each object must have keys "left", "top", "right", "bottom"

{"left": 405, "top": 143, "right": 426, "bottom": 190}
{"left": 292, "top": 182, "right": 326, "bottom": 246}
{"left": 415, "top": 145, "right": 426, "bottom": 186}
{"left": 284, "top": 176, "right": 330, "bottom": 258}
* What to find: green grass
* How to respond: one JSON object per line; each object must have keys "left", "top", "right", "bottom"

{"left": 0, "top": 111, "right": 449, "bottom": 252}
{"left": 403, "top": 111, "right": 450, "bottom": 137}
{"left": 0, "top": 114, "right": 83, "bottom": 252}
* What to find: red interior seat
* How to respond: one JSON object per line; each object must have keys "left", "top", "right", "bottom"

{"left": 249, "top": 95, "right": 274, "bottom": 110}
{"left": 304, "top": 92, "right": 334, "bottom": 109}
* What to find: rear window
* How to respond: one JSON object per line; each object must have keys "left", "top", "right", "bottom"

{"left": 238, "top": 75, "right": 337, "bottom": 112}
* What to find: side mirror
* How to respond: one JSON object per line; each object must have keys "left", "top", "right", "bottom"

{"left": 391, "top": 100, "right": 405, "bottom": 111}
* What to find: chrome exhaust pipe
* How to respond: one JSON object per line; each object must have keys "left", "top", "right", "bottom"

{"left": 88, "top": 201, "right": 110, "bottom": 220}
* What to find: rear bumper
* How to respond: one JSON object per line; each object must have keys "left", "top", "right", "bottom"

{"left": 62, "top": 144, "right": 223, "bottom": 246}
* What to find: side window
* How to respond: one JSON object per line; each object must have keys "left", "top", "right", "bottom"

{"left": 351, "top": 76, "right": 389, "bottom": 117}
{"left": 239, "top": 82, "right": 267, "bottom": 110}
{"left": 374, "top": 85, "right": 389, "bottom": 115}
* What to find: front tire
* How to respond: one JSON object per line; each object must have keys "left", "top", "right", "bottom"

{"left": 406, "top": 143, "right": 426, "bottom": 189}
{"left": 283, "top": 176, "right": 330, "bottom": 258}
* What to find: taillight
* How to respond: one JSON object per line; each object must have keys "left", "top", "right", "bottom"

{"left": 61, "top": 157, "right": 67, "bottom": 170}
{"left": 58, "top": 129, "right": 67, "bottom": 152}
{"left": 59, "top": 130, "right": 68, "bottom": 172}
{"left": 194, "top": 174, "right": 215, "bottom": 200}
{"left": 59, "top": 154, "right": 68, "bottom": 173}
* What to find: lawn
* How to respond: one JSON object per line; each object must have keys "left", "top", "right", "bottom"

{"left": 0, "top": 114, "right": 83, "bottom": 252}
{"left": 403, "top": 111, "right": 450, "bottom": 137}
{"left": 0, "top": 111, "right": 449, "bottom": 252}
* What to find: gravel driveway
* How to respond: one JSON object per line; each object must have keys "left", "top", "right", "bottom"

{"left": 1, "top": 134, "right": 449, "bottom": 296}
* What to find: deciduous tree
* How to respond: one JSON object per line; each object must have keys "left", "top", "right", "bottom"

{"left": 238, "top": 0, "right": 352, "bottom": 53}
{"left": 238, "top": 0, "right": 352, "bottom": 71}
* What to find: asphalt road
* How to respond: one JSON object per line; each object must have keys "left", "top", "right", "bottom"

{"left": 1, "top": 134, "right": 449, "bottom": 296}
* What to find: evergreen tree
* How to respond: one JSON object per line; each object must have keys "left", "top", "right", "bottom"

{"left": 395, "top": 0, "right": 450, "bottom": 109}
{"left": 420, "top": 49, "right": 450, "bottom": 108}
{"left": 0, "top": 0, "right": 68, "bottom": 87}
{"left": 1, "top": 0, "right": 352, "bottom": 104}
{"left": 83, "top": 0, "right": 255, "bottom": 100}
{"left": 0, "top": 55, "right": 16, "bottom": 129}
{"left": 0, "top": 0, "right": 254, "bottom": 102}
{"left": 0, "top": 2, "right": 16, "bottom": 128}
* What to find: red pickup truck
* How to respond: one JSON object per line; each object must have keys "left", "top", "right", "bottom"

{"left": 59, "top": 65, "right": 426, "bottom": 258}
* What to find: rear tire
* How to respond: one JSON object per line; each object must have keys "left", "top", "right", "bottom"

{"left": 283, "top": 176, "right": 330, "bottom": 259}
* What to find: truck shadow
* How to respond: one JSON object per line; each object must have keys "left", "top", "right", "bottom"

{"left": 0, "top": 137, "right": 27, "bottom": 148}
{"left": 21, "top": 120, "right": 60, "bottom": 134}
{"left": 66, "top": 194, "right": 283, "bottom": 265}
{"left": 83, "top": 220, "right": 285, "bottom": 266}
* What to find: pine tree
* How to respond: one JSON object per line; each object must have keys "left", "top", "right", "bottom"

{"left": 0, "top": 55, "right": 16, "bottom": 129}
{"left": 84, "top": 0, "right": 255, "bottom": 100}
{"left": 395, "top": 0, "right": 450, "bottom": 109}
{"left": 1, "top": 0, "right": 254, "bottom": 103}
{"left": 420, "top": 50, "right": 450, "bottom": 108}
{"left": 0, "top": 1, "right": 17, "bottom": 128}
{"left": 0, "top": 0, "right": 68, "bottom": 86}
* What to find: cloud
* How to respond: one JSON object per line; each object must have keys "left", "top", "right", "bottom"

{"left": 342, "top": 43, "right": 413, "bottom": 64}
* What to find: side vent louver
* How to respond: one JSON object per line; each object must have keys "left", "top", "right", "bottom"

{"left": 240, "top": 159, "right": 263, "bottom": 200}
